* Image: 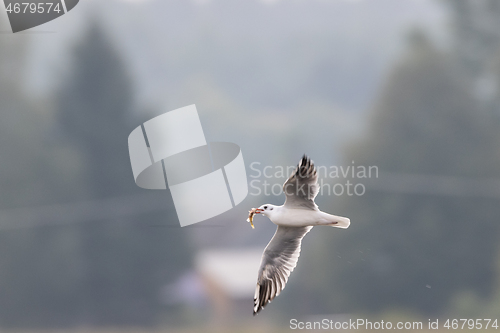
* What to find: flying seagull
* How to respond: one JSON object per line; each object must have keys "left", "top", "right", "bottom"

{"left": 250, "top": 155, "right": 350, "bottom": 315}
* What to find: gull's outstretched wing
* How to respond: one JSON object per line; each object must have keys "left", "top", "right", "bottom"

{"left": 283, "top": 155, "right": 319, "bottom": 210}
{"left": 253, "top": 225, "right": 313, "bottom": 315}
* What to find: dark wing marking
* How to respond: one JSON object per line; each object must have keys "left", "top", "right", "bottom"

{"left": 253, "top": 225, "right": 313, "bottom": 315}
{"left": 283, "top": 155, "right": 319, "bottom": 210}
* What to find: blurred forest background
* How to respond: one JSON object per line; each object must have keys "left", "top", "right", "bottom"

{"left": 1, "top": 0, "right": 500, "bottom": 331}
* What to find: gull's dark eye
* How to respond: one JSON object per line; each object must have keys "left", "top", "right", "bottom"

{"left": 264, "top": 206, "right": 268, "bottom": 209}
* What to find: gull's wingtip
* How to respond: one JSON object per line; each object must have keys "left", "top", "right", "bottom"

{"left": 253, "top": 302, "right": 260, "bottom": 316}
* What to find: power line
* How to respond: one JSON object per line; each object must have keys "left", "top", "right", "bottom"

{"left": 1, "top": 172, "right": 499, "bottom": 231}
{"left": 0, "top": 192, "right": 173, "bottom": 231}
{"left": 366, "top": 172, "right": 500, "bottom": 198}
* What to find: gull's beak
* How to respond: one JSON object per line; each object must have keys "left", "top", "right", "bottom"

{"left": 255, "top": 209, "right": 264, "bottom": 214}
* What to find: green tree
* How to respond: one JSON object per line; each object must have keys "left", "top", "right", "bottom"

{"left": 55, "top": 22, "right": 191, "bottom": 326}
{"left": 301, "top": 35, "right": 500, "bottom": 315}
{"left": 0, "top": 16, "right": 86, "bottom": 328}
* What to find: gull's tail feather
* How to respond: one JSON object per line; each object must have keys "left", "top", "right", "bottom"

{"left": 331, "top": 216, "right": 350, "bottom": 229}
{"left": 320, "top": 212, "right": 350, "bottom": 229}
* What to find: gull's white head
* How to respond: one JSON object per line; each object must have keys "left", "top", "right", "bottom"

{"left": 257, "top": 204, "right": 278, "bottom": 218}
